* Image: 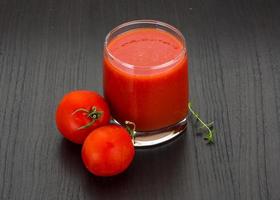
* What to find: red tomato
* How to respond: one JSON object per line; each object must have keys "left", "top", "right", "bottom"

{"left": 56, "top": 90, "right": 110, "bottom": 144}
{"left": 82, "top": 125, "right": 135, "bottom": 176}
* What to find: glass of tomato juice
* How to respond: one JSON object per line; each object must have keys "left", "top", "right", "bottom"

{"left": 103, "top": 20, "right": 189, "bottom": 147}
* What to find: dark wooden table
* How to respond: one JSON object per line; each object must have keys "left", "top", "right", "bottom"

{"left": 1, "top": 0, "right": 280, "bottom": 199}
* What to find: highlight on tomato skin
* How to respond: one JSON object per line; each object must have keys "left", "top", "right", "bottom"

{"left": 81, "top": 125, "right": 135, "bottom": 177}
{"left": 55, "top": 90, "right": 111, "bottom": 144}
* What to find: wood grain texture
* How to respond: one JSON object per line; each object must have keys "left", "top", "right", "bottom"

{"left": 0, "top": 0, "right": 280, "bottom": 199}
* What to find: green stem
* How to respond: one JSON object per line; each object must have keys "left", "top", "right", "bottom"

{"left": 125, "top": 121, "right": 136, "bottom": 144}
{"left": 72, "top": 106, "right": 103, "bottom": 130}
{"left": 188, "top": 102, "right": 214, "bottom": 144}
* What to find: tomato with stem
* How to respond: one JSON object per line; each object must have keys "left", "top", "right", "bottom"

{"left": 82, "top": 125, "right": 135, "bottom": 176}
{"left": 56, "top": 90, "right": 111, "bottom": 144}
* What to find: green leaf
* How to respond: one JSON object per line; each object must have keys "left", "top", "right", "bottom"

{"left": 188, "top": 102, "right": 215, "bottom": 145}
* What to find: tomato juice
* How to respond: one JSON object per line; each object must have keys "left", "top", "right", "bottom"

{"left": 103, "top": 21, "right": 188, "bottom": 132}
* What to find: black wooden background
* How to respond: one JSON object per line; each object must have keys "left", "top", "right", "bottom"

{"left": 1, "top": 0, "right": 280, "bottom": 199}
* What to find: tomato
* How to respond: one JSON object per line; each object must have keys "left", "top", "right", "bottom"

{"left": 82, "top": 125, "right": 135, "bottom": 176}
{"left": 56, "top": 90, "right": 110, "bottom": 144}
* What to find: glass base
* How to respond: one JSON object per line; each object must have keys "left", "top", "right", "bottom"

{"left": 112, "top": 117, "right": 187, "bottom": 147}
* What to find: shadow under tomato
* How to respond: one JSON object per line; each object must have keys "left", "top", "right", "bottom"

{"left": 82, "top": 130, "right": 191, "bottom": 199}
{"left": 58, "top": 138, "right": 84, "bottom": 173}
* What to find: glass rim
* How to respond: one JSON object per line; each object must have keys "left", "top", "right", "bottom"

{"left": 104, "top": 19, "right": 187, "bottom": 70}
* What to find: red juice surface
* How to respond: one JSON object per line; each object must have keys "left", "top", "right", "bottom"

{"left": 104, "top": 28, "right": 188, "bottom": 131}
